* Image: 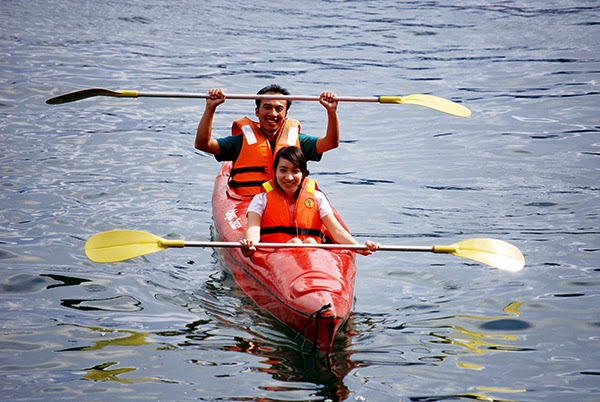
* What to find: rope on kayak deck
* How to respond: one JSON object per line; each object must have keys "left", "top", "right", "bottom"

{"left": 297, "top": 303, "right": 332, "bottom": 354}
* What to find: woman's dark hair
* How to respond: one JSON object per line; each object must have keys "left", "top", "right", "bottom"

{"left": 256, "top": 84, "right": 292, "bottom": 111}
{"left": 273, "top": 146, "right": 309, "bottom": 177}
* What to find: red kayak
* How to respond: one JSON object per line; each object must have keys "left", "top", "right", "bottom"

{"left": 211, "top": 162, "right": 357, "bottom": 354}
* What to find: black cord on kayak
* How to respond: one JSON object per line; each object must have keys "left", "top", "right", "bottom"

{"left": 297, "top": 303, "right": 332, "bottom": 354}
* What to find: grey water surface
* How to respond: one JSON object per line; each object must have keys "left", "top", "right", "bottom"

{"left": 1, "top": 1, "right": 599, "bottom": 400}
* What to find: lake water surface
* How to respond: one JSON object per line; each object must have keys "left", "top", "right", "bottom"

{"left": 1, "top": 1, "right": 599, "bottom": 400}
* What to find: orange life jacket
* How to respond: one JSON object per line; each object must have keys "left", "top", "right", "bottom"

{"left": 259, "top": 178, "right": 326, "bottom": 243}
{"left": 229, "top": 117, "right": 301, "bottom": 196}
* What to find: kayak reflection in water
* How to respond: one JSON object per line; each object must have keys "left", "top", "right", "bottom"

{"left": 240, "top": 146, "right": 379, "bottom": 257}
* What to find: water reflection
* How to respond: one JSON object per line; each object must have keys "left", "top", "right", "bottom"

{"left": 60, "top": 317, "right": 525, "bottom": 399}
{"left": 0, "top": 273, "right": 92, "bottom": 293}
{"left": 42, "top": 274, "right": 92, "bottom": 289}
{"left": 83, "top": 362, "right": 145, "bottom": 383}
{"left": 199, "top": 260, "right": 358, "bottom": 399}
{"left": 61, "top": 295, "right": 142, "bottom": 312}
{"left": 58, "top": 326, "right": 154, "bottom": 352}
{"left": 199, "top": 271, "right": 359, "bottom": 399}
{"left": 407, "top": 301, "right": 534, "bottom": 364}
{"left": 409, "top": 389, "right": 525, "bottom": 402}
{"left": 48, "top": 325, "right": 157, "bottom": 383}
{"left": 220, "top": 326, "right": 357, "bottom": 402}
{"left": 5, "top": 267, "right": 534, "bottom": 400}
{"left": 83, "top": 361, "right": 180, "bottom": 384}
{"left": 428, "top": 322, "right": 533, "bottom": 358}
{"left": 55, "top": 313, "right": 356, "bottom": 400}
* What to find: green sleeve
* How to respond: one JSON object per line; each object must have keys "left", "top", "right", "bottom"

{"left": 215, "top": 135, "right": 243, "bottom": 162}
{"left": 299, "top": 134, "right": 322, "bottom": 162}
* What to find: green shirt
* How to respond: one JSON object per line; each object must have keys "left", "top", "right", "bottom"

{"left": 215, "top": 134, "right": 322, "bottom": 162}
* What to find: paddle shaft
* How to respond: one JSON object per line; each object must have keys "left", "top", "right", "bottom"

{"left": 46, "top": 88, "right": 471, "bottom": 116}
{"left": 143, "top": 91, "right": 382, "bottom": 103}
{"left": 84, "top": 230, "right": 523, "bottom": 270}
{"left": 48, "top": 89, "right": 382, "bottom": 104}
{"left": 165, "top": 239, "right": 440, "bottom": 253}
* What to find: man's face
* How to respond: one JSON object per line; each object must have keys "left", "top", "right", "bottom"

{"left": 255, "top": 93, "right": 288, "bottom": 138}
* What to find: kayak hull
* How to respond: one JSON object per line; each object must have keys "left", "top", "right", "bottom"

{"left": 211, "top": 162, "right": 357, "bottom": 353}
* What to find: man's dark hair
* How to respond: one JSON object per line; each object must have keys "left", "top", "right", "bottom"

{"left": 256, "top": 84, "right": 291, "bottom": 111}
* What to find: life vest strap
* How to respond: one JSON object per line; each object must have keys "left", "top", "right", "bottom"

{"left": 228, "top": 179, "right": 266, "bottom": 189}
{"left": 260, "top": 226, "right": 325, "bottom": 239}
{"left": 230, "top": 166, "right": 266, "bottom": 175}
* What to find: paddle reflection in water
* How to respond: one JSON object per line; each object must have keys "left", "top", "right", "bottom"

{"left": 53, "top": 325, "right": 173, "bottom": 384}
{"left": 348, "top": 301, "right": 532, "bottom": 399}
{"left": 83, "top": 362, "right": 156, "bottom": 384}
{"left": 385, "top": 301, "right": 533, "bottom": 364}
{"left": 56, "top": 320, "right": 355, "bottom": 398}
{"left": 53, "top": 299, "right": 356, "bottom": 396}
{"left": 47, "top": 258, "right": 532, "bottom": 400}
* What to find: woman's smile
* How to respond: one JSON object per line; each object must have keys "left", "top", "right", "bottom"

{"left": 275, "top": 159, "right": 303, "bottom": 198}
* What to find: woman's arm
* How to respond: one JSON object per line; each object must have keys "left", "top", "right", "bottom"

{"left": 240, "top": 211, "right": 262, "bottom": 257}
{"left": 322, "top": 214, "right": 379, "bottom": 255}
{"left": 321, "top": 214, "right": 357, "bottom": 245}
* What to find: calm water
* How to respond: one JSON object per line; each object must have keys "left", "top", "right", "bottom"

{"left": 1, "top": 0, "right": 599, "bottom": 400}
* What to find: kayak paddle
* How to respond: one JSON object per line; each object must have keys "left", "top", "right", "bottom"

{"left": 46, "top": 88, "right": 471, "bottom": 117}
{"left": 84, "top": 230, "right": 524, "bottom": 272}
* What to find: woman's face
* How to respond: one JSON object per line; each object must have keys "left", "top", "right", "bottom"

{"left": 275, "top": 157, "right": 303, "bottom": 197}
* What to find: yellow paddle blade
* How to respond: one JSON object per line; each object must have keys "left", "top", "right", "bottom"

{"left": 85, "top": 230, "right": 183, "bottom": 263}
{"left": 380, "top": 94, "right": 472, "bottom": 117}
{"left": 435, "top": 238, "right": 524, "bottom": 272}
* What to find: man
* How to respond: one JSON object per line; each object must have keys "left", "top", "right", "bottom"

{"left": 195, "top": 84, "right": 340, "bottom": 195}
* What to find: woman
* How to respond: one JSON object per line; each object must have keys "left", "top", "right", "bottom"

{"left": 240, "top": 146, "right": 379, "bottom": 257}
